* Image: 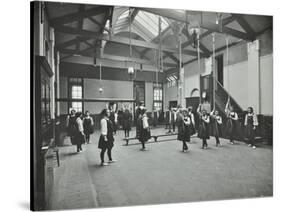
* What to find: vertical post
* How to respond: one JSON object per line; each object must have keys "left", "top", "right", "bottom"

{"left": 56, "top": 51, "right": 60, "bottom": 116}
{"left": 212, "top": 33, "right": 216, "bottom": 110}
{"left": 197, "top": 33, "right": 201, "bottom": 104}
{"left": 226, "top": 36, "right": 229, "bottom": 94}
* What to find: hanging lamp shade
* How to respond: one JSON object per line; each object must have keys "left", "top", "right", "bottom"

{"left": 128, "top": 66, "right": 134, "bottom": 75}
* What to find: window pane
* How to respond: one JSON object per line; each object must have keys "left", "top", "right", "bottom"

{"left": 72, "top": 102, "right": 82, "bottom": 112}
{"left": 72, "top": 85, "right": 82, "bottom": 99}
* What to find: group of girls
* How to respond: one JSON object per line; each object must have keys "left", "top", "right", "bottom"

{"left": 107, "top": 103, "right": 134, "bottom": 139}
{"left": 66, "top": 98, "right": 259, "bottom": 166}
{"left": 66, "top": 109, "right": 94, "bottom": 152}
{"left": 176, "top": 98, "right": 259, "bottom": 151}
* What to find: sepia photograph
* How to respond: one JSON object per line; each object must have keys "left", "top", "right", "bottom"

{"left": 31, "top": 0, "right": 273, "bottom": 210}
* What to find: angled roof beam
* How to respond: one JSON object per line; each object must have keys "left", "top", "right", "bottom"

{"left": 183, "top": 25, "right": 211, "bottom": 56}
{"left": 202, "top": 22, "right": 253, "bottom": 41}
{"left": 59, "top": 49, "right": 178, "bottom": 68}
{"left": 88, "top": 17, "right": 110, "bottom": 33}
{"left": 129, "top": 8, "right": 139, "bottom": 23}
{"left": 182, "top": 39, "right": 244, "bottom": 67}
{"left": 139, "top": 8, "right": 251, "bottom": 41}
{"left": 140, "top": 25, "right": 171, "bottom": 58}
{"left": 76, "top": 5, "right": 85, "bottom": 51}
{"left": 50, "top": 6, "right": 109, "bottom": 27}
{"left": 232, "top": 14, "right": 256, "bottom": 40}
{"left": 56, "top": 37, "right": 93, "bottom": 49}
{"left": 182, "top": 16, "right": 235, "bottom": 48}
{"left": 164, "top": 52, "right": 179, "bottom": 64}
{"left": 54, "top": 26, "right": 209, "bottom": 57}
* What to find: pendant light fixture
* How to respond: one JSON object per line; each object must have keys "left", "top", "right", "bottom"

{"left": 99, "top": 61, "right": 103, "bottom": 94}
{"left": 127, "top": 8, "right": 135, "bottom": 78}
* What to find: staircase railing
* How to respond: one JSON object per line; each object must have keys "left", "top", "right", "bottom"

{"left": 213, "top": 76, "right": 243, "bottom": 114}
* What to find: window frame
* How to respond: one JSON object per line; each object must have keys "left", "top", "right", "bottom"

{"left": 68, "top": 77, "right": 84, "bottom": 113}
{"left": 153, "top": 82, "right": 163, "bottom": 111}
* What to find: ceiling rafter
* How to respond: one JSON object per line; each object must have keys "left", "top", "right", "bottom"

{"left": 54, "top": 25, "right": 209, "bottom": 57}
{"left": 129, "top": 8, "right": 139, "bottom": 23}
{"left": 88, "top": 16, "right": 110, "bottom": 33}
{"left": 75, "top": 5, "right": 85, "bottom": 52}
{"left": 139, "top": 26, "right": 172, "bottom": 59}
{"left": 182, "top": 38, "right": 244, "bottom": 67}
{"left": 59, "top": 49, "right": 178, "bottom": 68}
{"left": 181, "top": 16, "right": 235, "bottom": 49}
{"left": 232, "top": 14, "right": 256, "bottom": 40}
{"left": 138, "top": 8, "right": 252, "bottom": 41}
{"left": 50, "top": 6, "right": 109, "bottom": 26}
{"left": 183, "top": 25, "right": 211, "bottom": 56}
{"left": 56, "top": 37, "right": 92, "bottom": 49}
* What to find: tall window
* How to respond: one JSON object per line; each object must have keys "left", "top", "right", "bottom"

{"left": 69, "top": 78, "right": 83, "bottom": 112}
{"left": 153, "top": 82, "right": 163, "bottom": 111}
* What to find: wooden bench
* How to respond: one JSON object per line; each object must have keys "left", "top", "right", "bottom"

{"left": 123, "top": 133, "right": 178, "bottom": 145}
{"left": 123, "top": 137, "right": 139, "bottom": 146}
{"left": 244, "top": 136, "right": 263, "bottom": 145}
{"left": 151, "top": 133, "right": 178, "bottom": 142}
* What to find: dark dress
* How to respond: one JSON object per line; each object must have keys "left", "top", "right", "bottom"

{"left": 83, "top": 117, "right": 93, "bottom": 135}
{"left": 177, "top": 116, "right": 185, "bottom": 141}
{"left": 98, "top": 119, "right": 114, "bottom": 149}
{"left": 165, "top": 111, "right": 170, "bottom": 125}
{"left": 67, "top": 115, "right": 76, "bottom": 137}
{"left": 244, "top": 114, "right": 256, "bottom": 141}
{"left": 122, "top": 110, "right": 132, "bottom": 131}
{"left": 178, "top": 117, "right": 190, "bottom": 142}
{"left": 136, "top": 115, "right": 142, "bottom": 139}
{"left": 109, "top": 111, "right": 117, "bottom": 132}
{"left": 139, "top": 117, "right": 151, "bottom": 142}
{"left": 212, "top": 116, "right": 222, "bottom": 137}
{"left": 188, "top": 113, "right": 196, "bottom": 136}
{"left": 73, "top": 119, "right": 85, "bottom": 145}
{"left": 198, "top": 115, "right": 210, "bottom": 139}
{"left": 225, "top": 112, "right": 238, "bottom": 137}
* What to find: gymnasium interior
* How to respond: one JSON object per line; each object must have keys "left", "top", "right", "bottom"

{"left": 32, "top": 1, "right": 273, "bottom": 210}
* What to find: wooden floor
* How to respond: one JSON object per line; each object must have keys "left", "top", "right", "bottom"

{"left": 50, "top": 127, "right": 273, "bottom": 210}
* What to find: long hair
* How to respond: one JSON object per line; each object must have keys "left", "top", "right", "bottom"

{"left": 100, "top": 109, "right": 108, "bottom": 118}
{"left": 75, "top": 112, "right": 82, "bottom": 119}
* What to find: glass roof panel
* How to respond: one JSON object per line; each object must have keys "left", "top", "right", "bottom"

{"left": 115, "top": 9, "right": 170, "bottom": 41}
{"left": 134, "top": 11, "right": 170, "bottom": 38}
{"left": 119, "top": 10, "right": 129, "bottom": 20}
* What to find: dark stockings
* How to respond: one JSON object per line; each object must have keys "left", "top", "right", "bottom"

{"left": 100, "top": 147, "right": 113, "bottom": 163}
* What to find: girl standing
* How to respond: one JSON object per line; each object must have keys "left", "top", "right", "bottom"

{"left": 197, "top": 105, "right": 210, "bottom": 149}
{"left": 225, "top": 98, "right": 239, "bottom": 144}
{"left": 98, "top": 109, "right": 116, "bottom": 166}
{"left": 122, "top": 105, "right": 132, "bottom": 138}
{"left": 66, "top": 109, "right": 76, "bottom": 145}
{"left": 139, "top": 109, "right": 150, "bottom": 151}
{"left": 210, "top": 109, "right": 223, "bottom": 147}
{"left": 187, "top": 106, "right": 196, "bottom": 137}
{"left": 74, "top": 112, "right": 85, "bottom": 153}
{"left": 178, "top": 109, "right": 190, "bottom": 152}
{"left": 83, "top": 111, "right": 94, "bottom": 144}
{"left": 244, "top": 107, "right": 258, "bottom": 149}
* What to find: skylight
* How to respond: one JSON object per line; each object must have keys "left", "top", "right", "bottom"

{"left": 135, "top": 11, "right": 169, "bottom": 37}
{"left": 119, "top": 10, "right": 130, "bottom": 20}
{"left": 115, "top": 9, "right": 170, "bottom": 41}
